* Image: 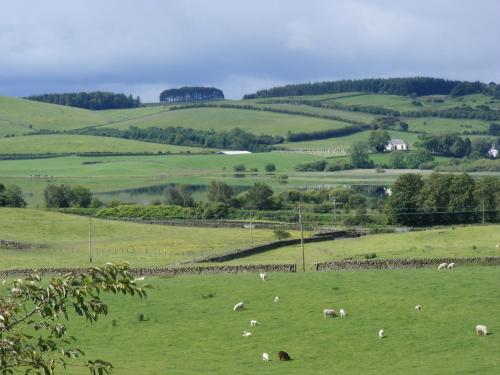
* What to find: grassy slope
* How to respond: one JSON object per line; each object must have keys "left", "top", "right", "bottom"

{"left": 0, "top": 134, "right": 208, "bottom": 154}
{"left": 222, "top": 225, "right": 500, "bottom": 268}
{"left": 0, "top": 208, "right": 289, "bottom": 269}
{"left": 54, "top": 268, "right": 500, "bottom": 374}
{"left": 105, "top": 107, "right": 351, "bottom": 136}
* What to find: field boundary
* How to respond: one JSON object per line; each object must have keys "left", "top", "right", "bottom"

{"left": 0, "top": 264, "right": 297, "bottom": 277}
{"left": 314, "top": 256, "right": 500, "bottom": 271}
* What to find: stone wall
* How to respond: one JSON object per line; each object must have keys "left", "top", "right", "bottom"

{"left": 314, "top": 256, "right": 500, "bottom": 271}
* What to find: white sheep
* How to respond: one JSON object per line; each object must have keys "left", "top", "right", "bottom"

{"left": 379, "top": 329, "right": 384, "bottom": 339}
{"left": 476, "top": 324, "right": 488, "bottom": 336}
{"left": 274, "top": 296, "right": 279, "bottom": 303}
{"left": 250, "top": 320, "right": 259, "bottom": 326}
{"left": 260, "top": 273, "right": 267, "bottom": 281}
{"left": 339, "top": 308, "right": 346, "bottom": 317}
{"left": 447, "top": 262, "right": 455, "bottom": 269}
{"left": 415, "top": 304, "right": 422, "bottom": 311}
{"left": 323, "top": 308, "right": 337, "bottom": 318}
{"left": 233, "top": 302, "right": 244, "bottom": 311}
{"left": 437, "top": 262, "right": 447, "bottom": 270}
{"left": 262, "top": 352, "right": 270, "bottom": 361}
{"left": 242, "top": 330, "right": 252, "bottom": 337}
{"left": 133, "top": 276, "right": 145, "bottom": 282}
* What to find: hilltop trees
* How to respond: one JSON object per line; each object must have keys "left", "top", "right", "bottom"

{"left": 0, "top": 263, "right": 149, "bottom": 374}
{"left": 26, "top": 91, "right": 141, "bottom": 110}
{"left": 159, "top": 87, "right": 224, "bottom": 103}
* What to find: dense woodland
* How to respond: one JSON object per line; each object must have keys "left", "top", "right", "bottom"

{"left": 243, "top": 77, "right": 499, "bottom": 99}
{"left": 25, "top": 91, "right": 141, "bottom": 110}
{"left": 159, "top": 87, "right": 224, "bottom": 103}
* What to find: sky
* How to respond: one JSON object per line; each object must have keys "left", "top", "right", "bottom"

{"left": 1, "top": 0, "right": 499, "bottom": 101}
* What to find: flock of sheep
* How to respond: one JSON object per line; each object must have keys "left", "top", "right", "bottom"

{"left": 232, "top": 266, "right": 490, "bottom": 363}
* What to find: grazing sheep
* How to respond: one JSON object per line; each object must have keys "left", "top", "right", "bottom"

{"left": 278, "top": 351, "right": 291, "bottom": 361}
{"left": 379, "top": 329, "right": 384, "bottom": 339}
{"left": 496, "top": 243, "right": 499, "bottom": 249}
{"left": 262, "top": 352, "right": 270, "bottom": 361}
{"left": 447, "top": 262, "right": 455, "bottom": 269}
{"left": 415, "top": 305, "right": 422, "bottom": 311}
{"left": 476, "top": 324, "right": 488, "bottom": 336}
{"left": 233, "top": 302, "right": 244, "bottom": 311}
{"left": 339, "top": 308, "right": 346, "bottom": 317}
{"left": 274, "top": 296, "right": 279, "bottom": 303}
{"left": 323, "top": 308, "right": 337, "bottom": 318}
{"left": 260, "top": 273, "right": 267, "bottom": 281}
{"left": 242, "top": 330, "right": 253, "bottom": 337}
{"left": 437, "top": 262, "right": 447, "bottom": 270}
{"left": 250, "top": 320, "right": 259, "bottom": 327}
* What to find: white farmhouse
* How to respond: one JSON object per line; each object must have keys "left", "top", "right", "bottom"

{"left": 385, "top": 139, "right": 409, "bottom": 151}
{"left": 488, "top": 145, "right": 498, "bottom": 158}
{"left": 216, "top": 150, "right": 252, "bottom": 155}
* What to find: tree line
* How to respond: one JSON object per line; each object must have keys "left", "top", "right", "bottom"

{"left": 159, "top": 87, "right": 224, "bottom": 103}
{"left": 0, "top": 183, "right": 26, "bottom": 207}
{"left": 74, "top": 126, "right": 283, "bottom": 151}
{"left": 243, "top": 77, "right": 475, "bottom": 99}
{"left": 25, "top": 91, "right": 141, "bottom": 110}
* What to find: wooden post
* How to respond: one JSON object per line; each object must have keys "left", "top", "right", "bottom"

{"left": 88, "top": 216, "right": 93, "bottom": 263}
{"left": 299, "top": 203, "right": 305, "bottom": 272}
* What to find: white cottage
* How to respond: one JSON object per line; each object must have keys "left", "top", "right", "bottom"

{"left": 488, "top": 145, "right": 498, "bottom": 158}
{"left": 385, "top": 139, "right": 409, "bottom": 151}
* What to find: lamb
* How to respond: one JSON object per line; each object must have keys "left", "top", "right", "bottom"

{"left": 274, "top": 296, "right": 279, "bottom": 303}
{"left": 437, "top": 262, "right": 447, "bottom": 270}
{"left": 476, "top": 324, "right": 488, "bottom": 336}
{"left": 379, "top": 329, "right": 384, "bottom": 339}
{"left": 242, "top": 330, "right": 253, "bottom": 337}
{"left": 323, "top": 308, "right": 337, "bottom": 318}
{"left": 447, "top": 262, "right": 455, "bottom": 269}
{"left": 415, "top": 304, "right": 422, "bottom": 311}
{"left": 260, "top": 273, "right": 267, "bottom": 281}
{"left": 278, "top": 351, "right": 291, "bottom": 361}
{"left": 250, "top": 320, "right": 259, "bottom": 327}
{"left": 233, "top": 302, "right": 244, "bottom": 311}
{"left": 262, "top": 352, "right": 270, "bottom": 361}
{"left": 339, "top": 308, "right": 346, "bottom": 317}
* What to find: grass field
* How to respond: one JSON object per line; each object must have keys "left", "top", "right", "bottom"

{"left": 0, "top": 208, "right": 289, "bottom": 269}
{"left": 105, "top": 107, "right": 352, "bottom": 136}
{"left": 35, "top": 267, "right": 500, "bottom": 374}
{"left": 222, "top": 225, "right": 500, "bottom": 268}
{"left": 0, "top": 134, "right": 208, "bottom": 154}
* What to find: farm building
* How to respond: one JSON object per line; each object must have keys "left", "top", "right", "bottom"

{"left": 385, "top": 139, "right": 409, "bottom": 151}
{"left": 488, "top": 145, "right": 498, "bottom": 158}
{"left": 216, "top": 150, "right": 252, "bottom": 155}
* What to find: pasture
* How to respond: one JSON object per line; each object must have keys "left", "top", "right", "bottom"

{"left": 222, "top": 225, "right": 500, "bottom": 268}
{"left": 0, "top": 208, "right": 287, "bottom": 269}
{"left": 0, "top": 134, "right": 208, "bottom": 154}
{"left": 38, "top": 266, "right": 500, "bottom": 374}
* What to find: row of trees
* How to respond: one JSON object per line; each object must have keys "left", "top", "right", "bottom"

{"left": 388, "top": 174, "right": 499, "bottom": 225}
{"left": 44, "top": 185, "right": 93, "bottom": 208}
{"left": 76, "top": 126, "right": 283, "bottom": 151}
{"left": 26, "top": 91, "right": 141, "bottom": 110}
{"left": 0, "top": 183, "right": 26, "bottom": 207}
{"left": 159, "top": 87, "right": 224, "bottom": 103}
{"left": 243, "top": 77, "right": 467, "bottom": 99}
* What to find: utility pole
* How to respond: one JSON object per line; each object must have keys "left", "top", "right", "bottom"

{"left": 299, "top": 203, "right": 305, "bottom": 272}
{"left": 332, "top": 197, "right": 337, "bottom": 226}
{"left": 88, "top": 215, "right": 93, "bottom": 263}
{"left": 482, "top": 188, "right": 485, "bottom": 225}
{"left": 250, "top": 212, "right": 254, "bottom": 246}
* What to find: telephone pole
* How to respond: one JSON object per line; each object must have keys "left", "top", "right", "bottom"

{"left": 332, "top": 197, "right": 337, "bottom": 226}
{"left": 299, "top": 203, "right": 305, "bottom": 272}
{"left": 482, "top": 188, "right": 485, "bottom": 225}
{"left": 88, "top": 215, "right": 93, "bottom": 263}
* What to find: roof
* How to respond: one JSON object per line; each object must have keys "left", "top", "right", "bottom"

{"left": 388, "top": 139, "right": 407, "bottom": 145}
{"left": 216, "top": 150, "right": 252, "bottom": 155}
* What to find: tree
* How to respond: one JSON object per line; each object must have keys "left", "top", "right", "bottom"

{"left": 350, "top": 142, "right": 373, "bottom": 168}
{"left": 404, "top": 150, "right": 434, "bottom": 169}
{"left": 264, "top": 163, "right": 276, "bottom": 173}
{"left": 233, "top": 164, "right": 246, "bottom": 173}
{"left": 0, "top": 263, "right": 150, "bottom": 374}
{"left": 44, "top": 184, "right": 74, "bottom": 208}
{"left": 71, "top": 186, "right": 93, "bottom": 208}
{"left": 245, "top": 183, "right": 274, "bottom": 210}
{"left": 368, "top": 130, "right": 391, "bottom": 152}
{"left": 0, "top": 184, "right": 26, "bottom": 207}
{"left": 387, "top": 173, "right": 424, "bottom": 225}
{"left": 164, "top": 185, "right": 194, "bottom": 207}
{"left": 273, "top": 227, "right": 291, "bottom": 240}
{"left": 389, "top": 152, "right": 406, "bottom": 169}
{"left": 207, "top": 180, "right": 234, "bottom": 205}
{"left": 474, "top": 177, "right": 500, "bottom": 222}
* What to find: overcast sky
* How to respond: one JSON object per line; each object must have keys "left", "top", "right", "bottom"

{"left": 1, "top": 0, "right": 499, "bottom": 101}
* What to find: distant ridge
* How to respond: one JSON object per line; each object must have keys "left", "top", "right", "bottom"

{"left": 243, "top": 77, "right": 497, "bottom": 99}
{"left": 159, "top": 87, "right": 224, "bottom": 103}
